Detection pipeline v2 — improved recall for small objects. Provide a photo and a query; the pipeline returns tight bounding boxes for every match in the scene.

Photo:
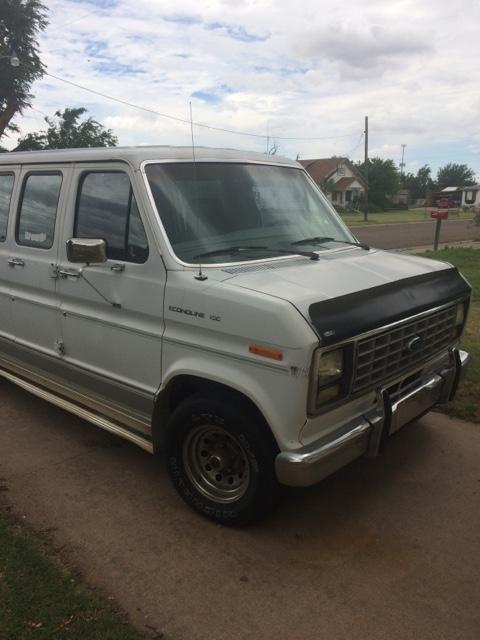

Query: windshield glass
[145,162,354,264]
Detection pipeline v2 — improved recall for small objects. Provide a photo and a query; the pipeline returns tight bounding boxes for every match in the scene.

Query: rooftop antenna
[190,101,207,282]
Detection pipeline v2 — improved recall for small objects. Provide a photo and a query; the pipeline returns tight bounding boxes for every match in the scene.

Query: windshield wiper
[291,236,370,250]
[193,245,319,261]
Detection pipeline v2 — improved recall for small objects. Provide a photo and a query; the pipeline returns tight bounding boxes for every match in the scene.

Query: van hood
[223,248,470,345]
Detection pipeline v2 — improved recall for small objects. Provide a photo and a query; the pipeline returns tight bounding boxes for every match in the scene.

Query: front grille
[352,304,457,393]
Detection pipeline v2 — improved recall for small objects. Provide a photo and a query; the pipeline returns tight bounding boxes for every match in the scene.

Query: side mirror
[67,238,107,264]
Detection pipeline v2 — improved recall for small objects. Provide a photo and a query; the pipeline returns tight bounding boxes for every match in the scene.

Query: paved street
[352,218,477,250]
[1,380,479,640]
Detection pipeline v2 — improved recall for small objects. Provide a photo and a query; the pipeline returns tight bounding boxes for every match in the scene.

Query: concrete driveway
[1,380,479,640]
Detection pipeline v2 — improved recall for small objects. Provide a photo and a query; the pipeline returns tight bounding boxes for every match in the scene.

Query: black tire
[165,393,283,526]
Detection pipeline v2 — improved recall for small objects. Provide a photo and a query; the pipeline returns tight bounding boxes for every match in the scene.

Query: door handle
[58,268,81,279]
[8,257,25,268]
[110,263,125,272]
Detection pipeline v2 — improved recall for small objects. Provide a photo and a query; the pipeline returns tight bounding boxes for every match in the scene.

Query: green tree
[320,177,337,197]
[0,0,48,139]
[436,163,476,190]
[403,164,434,200]
[356,157,400,208]
[14,107,118,150]
[416,164,434,194]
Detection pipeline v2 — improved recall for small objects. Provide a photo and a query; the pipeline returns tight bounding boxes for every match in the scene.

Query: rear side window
[0,173,15,242]
[74,172,149,263]
[17,173,62,249]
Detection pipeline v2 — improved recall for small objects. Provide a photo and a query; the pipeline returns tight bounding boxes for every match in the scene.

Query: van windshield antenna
[190,101,207,281]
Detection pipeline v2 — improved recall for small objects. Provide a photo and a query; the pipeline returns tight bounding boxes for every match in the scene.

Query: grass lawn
[0,507,144,640]
[341,208,475,227]
[416,247,480,423]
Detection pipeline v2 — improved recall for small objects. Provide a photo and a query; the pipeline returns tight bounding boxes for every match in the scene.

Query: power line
[29,105,49,118]
[345,132,364,158]
[49,8,101,32]
[43,71,359,142]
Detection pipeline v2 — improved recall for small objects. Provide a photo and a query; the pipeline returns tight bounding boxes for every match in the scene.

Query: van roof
[0,145,299,169]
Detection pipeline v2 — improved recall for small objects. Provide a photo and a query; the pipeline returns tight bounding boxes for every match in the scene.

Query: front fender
[160,339,311,451]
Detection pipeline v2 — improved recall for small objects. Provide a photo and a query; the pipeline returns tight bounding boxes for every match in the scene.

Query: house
[427,187,463,208]
[462,184,480,208]
[390,189,410,206]
[299,157,366,206]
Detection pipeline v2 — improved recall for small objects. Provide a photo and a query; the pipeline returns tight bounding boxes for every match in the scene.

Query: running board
[0,368,154,454]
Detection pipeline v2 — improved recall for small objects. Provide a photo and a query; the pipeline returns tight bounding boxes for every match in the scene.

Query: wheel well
[152,375,274,452]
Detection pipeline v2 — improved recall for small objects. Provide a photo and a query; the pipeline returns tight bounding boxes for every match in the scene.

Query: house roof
[334,177,358,190]
[299,157,366,187]
[298,157,343,179]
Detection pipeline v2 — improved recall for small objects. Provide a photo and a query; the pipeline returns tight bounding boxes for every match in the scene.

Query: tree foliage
[0,0,48,139]
[320,177,337,196]
[402,164,434,200]
[436,163,476,190]
[14,107,118,150]
[356,157,400,208]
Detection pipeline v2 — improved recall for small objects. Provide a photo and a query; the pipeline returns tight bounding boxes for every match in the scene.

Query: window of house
[465,191,475,204]
[345,190,352,202]
[0,173,15,242]
[337,165,345,176]
[16,173,62,249]
[332,191,339,202]
[75,172,149,263]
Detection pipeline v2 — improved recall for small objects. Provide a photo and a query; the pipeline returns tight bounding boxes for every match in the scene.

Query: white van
[0,146,471,525]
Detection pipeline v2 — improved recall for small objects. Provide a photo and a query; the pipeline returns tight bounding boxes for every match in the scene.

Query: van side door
[56,163,165,422]
[7,166,68,360]
[0,168,18,345]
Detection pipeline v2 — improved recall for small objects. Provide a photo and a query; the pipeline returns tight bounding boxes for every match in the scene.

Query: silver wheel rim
[183,424,251,503]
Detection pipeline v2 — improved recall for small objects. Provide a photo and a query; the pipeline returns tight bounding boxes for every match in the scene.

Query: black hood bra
[309,268,471,346]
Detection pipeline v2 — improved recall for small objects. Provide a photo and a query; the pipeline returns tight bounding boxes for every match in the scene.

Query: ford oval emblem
[406,336,424,353]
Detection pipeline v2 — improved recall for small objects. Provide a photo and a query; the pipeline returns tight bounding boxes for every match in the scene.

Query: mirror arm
[78,269,122,309]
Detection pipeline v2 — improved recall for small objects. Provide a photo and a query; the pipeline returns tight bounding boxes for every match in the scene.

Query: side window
[75,172,149,263]
[0,173,15,242]
[17,173,62,249]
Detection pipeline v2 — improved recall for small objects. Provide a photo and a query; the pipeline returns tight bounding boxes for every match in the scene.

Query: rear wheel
[165,394,282,526]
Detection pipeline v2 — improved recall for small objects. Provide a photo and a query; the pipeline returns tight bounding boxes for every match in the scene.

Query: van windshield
[145,162,354,264]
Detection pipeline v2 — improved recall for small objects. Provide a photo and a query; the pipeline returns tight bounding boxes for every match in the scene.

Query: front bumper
[276,348,470,487]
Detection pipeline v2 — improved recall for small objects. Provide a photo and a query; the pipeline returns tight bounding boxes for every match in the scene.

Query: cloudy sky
[7,0,480,178]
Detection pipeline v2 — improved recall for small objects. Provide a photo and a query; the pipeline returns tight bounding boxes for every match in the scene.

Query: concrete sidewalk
[353,218,478,250]
[1,380,479,640]
[394,240,480,254]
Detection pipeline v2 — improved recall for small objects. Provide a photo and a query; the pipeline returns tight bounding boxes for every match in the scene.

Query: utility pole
[400,143,407,179]
[364,115,369,222]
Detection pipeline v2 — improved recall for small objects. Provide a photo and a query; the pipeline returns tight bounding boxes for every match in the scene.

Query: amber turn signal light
[249,344,283,361]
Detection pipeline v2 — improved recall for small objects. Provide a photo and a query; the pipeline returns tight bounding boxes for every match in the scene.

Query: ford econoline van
[0,146,471,525]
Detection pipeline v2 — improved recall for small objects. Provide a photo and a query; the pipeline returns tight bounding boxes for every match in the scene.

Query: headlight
[455,302,466,327]
[316,349,343,386]
[451,301,468,340]
[309,347,345,412]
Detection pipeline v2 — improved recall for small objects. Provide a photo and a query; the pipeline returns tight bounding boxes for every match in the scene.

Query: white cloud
[5,0,479,177]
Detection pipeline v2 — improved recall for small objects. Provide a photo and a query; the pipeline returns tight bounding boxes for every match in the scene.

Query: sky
[6,0,480,179]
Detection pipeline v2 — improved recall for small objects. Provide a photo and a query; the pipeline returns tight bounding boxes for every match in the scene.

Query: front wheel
[165,394,283,526]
